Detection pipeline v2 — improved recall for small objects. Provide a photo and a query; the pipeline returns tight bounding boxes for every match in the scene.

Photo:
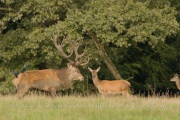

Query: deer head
[170,73,180,90]
[88,67,101,78]
[170,73,179,82]
[51,35,89,66]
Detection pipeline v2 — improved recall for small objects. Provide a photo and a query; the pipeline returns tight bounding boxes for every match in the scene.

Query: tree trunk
[87,31,122,79]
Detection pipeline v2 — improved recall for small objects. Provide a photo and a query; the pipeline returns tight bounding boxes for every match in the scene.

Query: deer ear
[96,67,101,72]
[175,73,179,78]
[88,67,92,72]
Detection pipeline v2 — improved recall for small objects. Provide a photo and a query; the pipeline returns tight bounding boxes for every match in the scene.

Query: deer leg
[100,94,106,99]
[122,91,130,97]
[16,83,30,99]
[49,87,56,98]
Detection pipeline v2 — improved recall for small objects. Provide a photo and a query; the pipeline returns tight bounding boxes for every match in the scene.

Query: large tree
[45,0,179,79]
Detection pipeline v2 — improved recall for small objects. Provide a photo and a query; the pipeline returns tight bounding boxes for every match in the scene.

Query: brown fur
[170,73,180,90]
[12,78,19,88]
[88,67,131,97]
[12,64,84,99]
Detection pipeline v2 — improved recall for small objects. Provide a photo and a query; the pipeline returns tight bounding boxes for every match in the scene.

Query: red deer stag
[170,73,180,90]
[12,35,88,99]
[88,67,132,97]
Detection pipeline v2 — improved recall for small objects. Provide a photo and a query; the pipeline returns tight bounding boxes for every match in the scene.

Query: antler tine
[80,57,90,66]
[75,45,89,66]
[73,40,87,62]
[51,35,74,64]
[76,45,87,63]
[70,40,80,62]
[80,44,87,57]
[68,38,88,66]
[52,35,88,66]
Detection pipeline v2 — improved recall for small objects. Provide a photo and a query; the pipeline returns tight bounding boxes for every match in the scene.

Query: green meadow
[0,95,179,120]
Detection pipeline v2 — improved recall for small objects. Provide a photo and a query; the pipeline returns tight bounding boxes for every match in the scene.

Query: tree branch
[87,30,122,79]
[0,7,14,11]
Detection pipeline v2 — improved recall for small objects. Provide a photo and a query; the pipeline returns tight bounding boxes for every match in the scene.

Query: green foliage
[77,0,178,47]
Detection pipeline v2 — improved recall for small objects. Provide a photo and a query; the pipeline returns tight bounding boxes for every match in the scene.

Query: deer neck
[92,74,101,87]
[175,78,180,90]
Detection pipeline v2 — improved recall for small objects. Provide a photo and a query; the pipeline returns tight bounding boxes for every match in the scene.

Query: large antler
[70,39,89,66]
[52,35,89,66]
[51,35,74,64]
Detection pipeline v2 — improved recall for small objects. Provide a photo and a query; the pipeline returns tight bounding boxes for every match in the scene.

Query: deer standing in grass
[12,35,88,99]
[170,73,180,90]
[88,67,131,97]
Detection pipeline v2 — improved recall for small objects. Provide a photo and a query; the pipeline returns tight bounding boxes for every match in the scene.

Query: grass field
[0,95,179,120]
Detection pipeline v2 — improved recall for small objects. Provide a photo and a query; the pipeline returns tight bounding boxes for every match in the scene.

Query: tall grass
[0,95,179,120]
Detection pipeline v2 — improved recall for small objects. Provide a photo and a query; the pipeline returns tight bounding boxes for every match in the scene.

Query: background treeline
[0,0,179,96]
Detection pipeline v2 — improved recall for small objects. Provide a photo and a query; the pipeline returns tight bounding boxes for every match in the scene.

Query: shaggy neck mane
[56,67,72,89]
[57,67,70,80]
